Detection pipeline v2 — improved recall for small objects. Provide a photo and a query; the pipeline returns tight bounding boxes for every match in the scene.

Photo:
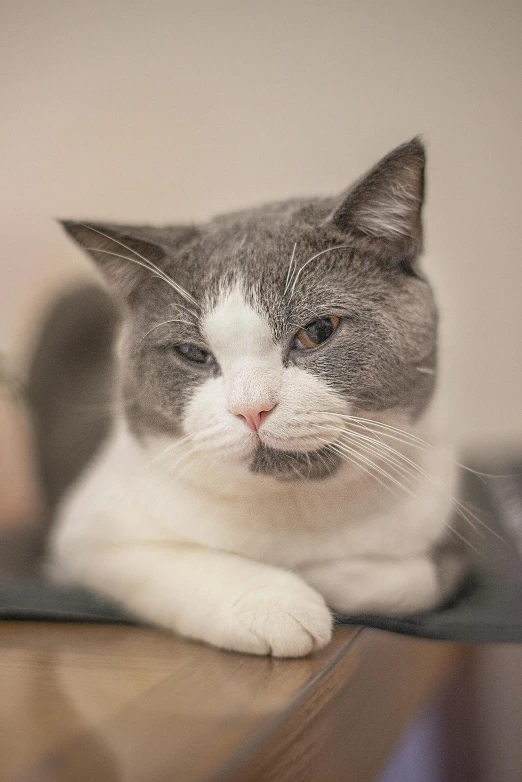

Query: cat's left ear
[59,220,169,300]
[58,221,197,302]
[328,138,425,257]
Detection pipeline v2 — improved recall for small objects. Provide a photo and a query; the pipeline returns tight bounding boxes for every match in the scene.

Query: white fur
[357,177,420,239]
[47,286,456,657]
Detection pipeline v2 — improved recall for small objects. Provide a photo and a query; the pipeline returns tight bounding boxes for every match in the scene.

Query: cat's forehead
[135,197,389,336]
[203,285,278,363]
[197,199,325,272]
[166,201,369,325]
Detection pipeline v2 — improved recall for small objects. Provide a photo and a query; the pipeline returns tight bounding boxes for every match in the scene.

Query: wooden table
[0,622,468,782]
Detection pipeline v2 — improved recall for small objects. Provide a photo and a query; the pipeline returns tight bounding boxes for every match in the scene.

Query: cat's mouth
[257,430,328,454]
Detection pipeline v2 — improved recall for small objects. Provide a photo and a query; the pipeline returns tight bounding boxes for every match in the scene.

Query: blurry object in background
[0,284,117,577]
[0,374,39,529]
[0,364,42,574]
[0,354,25,400]
[2,1,521,449]
[28,284,118,514]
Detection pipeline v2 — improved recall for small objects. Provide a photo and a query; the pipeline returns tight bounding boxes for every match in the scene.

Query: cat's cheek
[279,365,347,415]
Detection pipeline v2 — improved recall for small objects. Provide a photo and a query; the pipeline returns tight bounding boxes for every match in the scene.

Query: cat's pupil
[293,316,340,350]
[306,319,334,344]
[177,344,212,364]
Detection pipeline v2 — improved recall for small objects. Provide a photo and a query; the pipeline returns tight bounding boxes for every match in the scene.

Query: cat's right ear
[58,220,169,300]
[327,138,426,257]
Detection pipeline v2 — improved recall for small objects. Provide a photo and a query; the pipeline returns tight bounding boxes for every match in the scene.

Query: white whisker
[168,301,200,321]
[150,424,225,469]
[324,412,431,449]
[343,428,503,541]
[323,412,505,481]
[283,242,297,295]
[150,433,199,467]
[140,319,198,342]
[315,420,503,544]
[332,437,416,496]
[326,436,480,554]
[80,223,199,308]
[325,440,410,502]
[288,245,351,300]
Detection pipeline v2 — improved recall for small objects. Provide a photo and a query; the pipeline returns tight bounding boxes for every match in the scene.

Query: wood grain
[231,630,467,782]
[0,622,465,782]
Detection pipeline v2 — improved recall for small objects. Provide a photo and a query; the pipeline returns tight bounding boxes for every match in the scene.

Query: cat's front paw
[224,579,332,657]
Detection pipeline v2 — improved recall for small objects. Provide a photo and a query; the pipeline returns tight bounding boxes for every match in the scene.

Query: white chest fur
[51,418,454,572]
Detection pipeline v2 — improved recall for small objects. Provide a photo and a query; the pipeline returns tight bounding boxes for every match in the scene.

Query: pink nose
[231,402,276,432]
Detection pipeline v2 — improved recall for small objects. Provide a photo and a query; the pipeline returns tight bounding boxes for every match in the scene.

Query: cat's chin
[250,443,341,482]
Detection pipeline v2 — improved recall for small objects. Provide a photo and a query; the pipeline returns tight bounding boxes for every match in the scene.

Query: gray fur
[251,444,341,481]
[61,139,436,480]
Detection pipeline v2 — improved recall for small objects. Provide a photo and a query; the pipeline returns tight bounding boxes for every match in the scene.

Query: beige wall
[1,0,521,448]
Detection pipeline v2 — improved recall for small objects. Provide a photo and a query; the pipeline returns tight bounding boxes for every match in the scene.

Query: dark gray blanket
[1,464,522,643]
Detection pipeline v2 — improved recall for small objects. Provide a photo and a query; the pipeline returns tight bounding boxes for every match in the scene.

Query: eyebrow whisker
[283,242,298,295]
[288,245,351,300]
[79,222,200,308]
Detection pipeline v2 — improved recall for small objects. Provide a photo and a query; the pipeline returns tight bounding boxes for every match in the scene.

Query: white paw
[221,579,332,658]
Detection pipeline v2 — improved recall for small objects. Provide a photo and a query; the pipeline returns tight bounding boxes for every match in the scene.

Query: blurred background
[1,2,521,780]
[2,0,521,447]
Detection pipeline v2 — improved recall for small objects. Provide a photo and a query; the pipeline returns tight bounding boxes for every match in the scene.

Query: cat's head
[61,139,437,485]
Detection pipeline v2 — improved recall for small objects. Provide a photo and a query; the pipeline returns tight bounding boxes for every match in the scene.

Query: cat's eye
[292,316,341,350]
[175,343,214,365]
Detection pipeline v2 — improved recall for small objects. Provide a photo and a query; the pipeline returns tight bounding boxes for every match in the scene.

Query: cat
[45,139,466,657]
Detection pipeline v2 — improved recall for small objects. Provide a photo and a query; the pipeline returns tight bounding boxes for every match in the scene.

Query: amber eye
[175,343,214,365]
[292,316,341,350]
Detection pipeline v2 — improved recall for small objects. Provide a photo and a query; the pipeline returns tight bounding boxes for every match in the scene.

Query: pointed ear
[329,138,426,255]
[59,220,170,299]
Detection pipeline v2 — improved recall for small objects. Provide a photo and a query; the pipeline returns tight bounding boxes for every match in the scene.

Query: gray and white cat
[47,139,465,656]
